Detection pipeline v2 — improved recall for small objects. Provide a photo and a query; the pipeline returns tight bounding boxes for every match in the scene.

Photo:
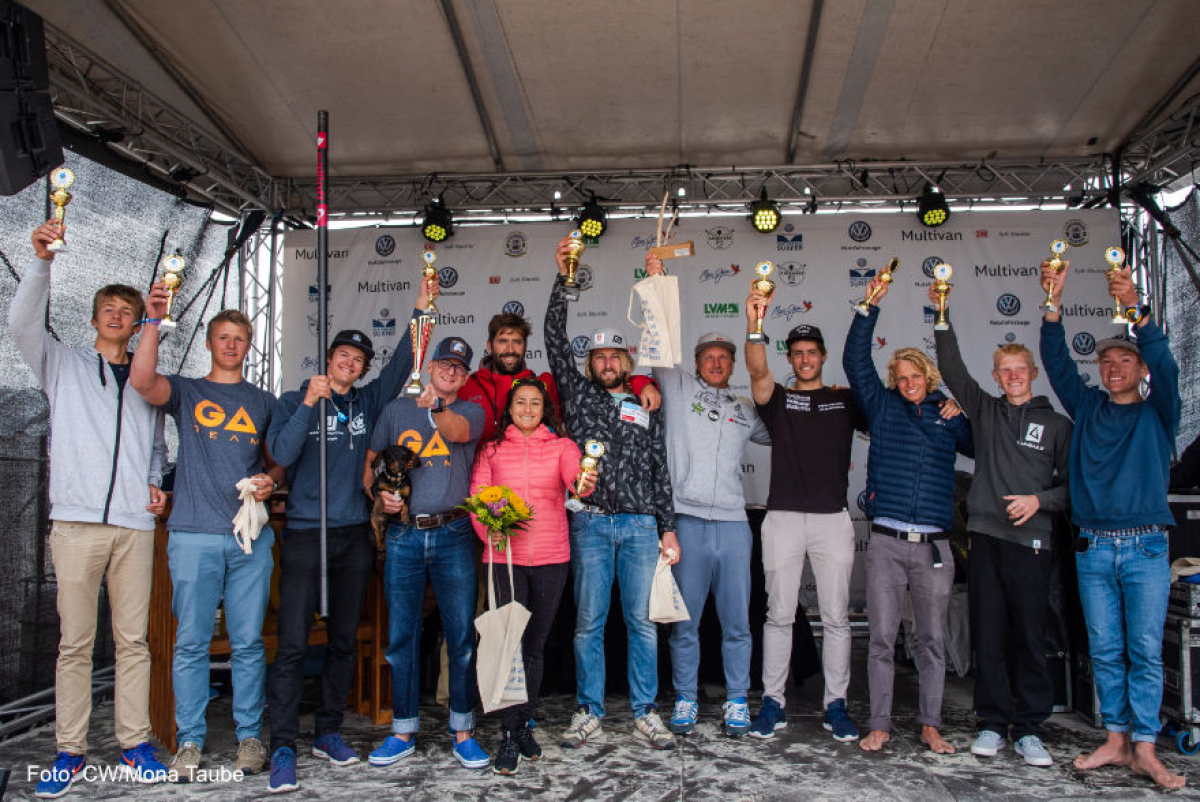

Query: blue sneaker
[669,697,699,734]
[120,742,168,784]
[748,696,787,739]
[453,737,490,769]
[313,733,360,766]
[35,753,86,799]
[822,698,859,742]
[268,747,298,794]
[723,697,752,736]
[368,735,415,766]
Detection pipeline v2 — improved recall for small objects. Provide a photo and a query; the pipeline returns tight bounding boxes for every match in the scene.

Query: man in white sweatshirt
[10,220,169,799]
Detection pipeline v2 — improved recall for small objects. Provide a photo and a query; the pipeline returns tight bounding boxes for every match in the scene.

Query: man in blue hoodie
[1039,259,1184,790]
[263,277,436,792]
[843,274,972,755]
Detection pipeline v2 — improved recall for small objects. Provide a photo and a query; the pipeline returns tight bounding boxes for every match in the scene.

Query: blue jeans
[384,516,477,734]
[1076,529,1170,743]
[570,512,660,718]
[669,515,751,701]
[167,528,274,748]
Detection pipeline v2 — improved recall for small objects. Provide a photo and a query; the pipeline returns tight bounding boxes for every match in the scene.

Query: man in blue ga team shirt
[131,286,283,784]
[1039,258,1184,791]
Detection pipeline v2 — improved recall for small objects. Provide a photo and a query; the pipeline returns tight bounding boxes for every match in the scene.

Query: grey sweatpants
[865,532,954,732]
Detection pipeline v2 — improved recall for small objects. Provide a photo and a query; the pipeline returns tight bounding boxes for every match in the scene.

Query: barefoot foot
[921,725,955,754]
[1131,742,1186,790]
[860,730,890,752]
[1073,732,1132,770]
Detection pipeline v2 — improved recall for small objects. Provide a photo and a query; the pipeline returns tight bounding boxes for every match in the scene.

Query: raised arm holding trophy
[853,257,899,316]
[1104,246,1130,325]
[932,263,953,331]
[403,247,440,397]
[46,167,75,252]
[1040,240,1069,312]
[746,261,776,343]
[158,251,186,331]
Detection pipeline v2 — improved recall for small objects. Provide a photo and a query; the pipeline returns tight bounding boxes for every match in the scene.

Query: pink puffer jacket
[470,424,584,566]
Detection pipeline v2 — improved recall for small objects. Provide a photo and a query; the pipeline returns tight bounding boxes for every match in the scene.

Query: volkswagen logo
[848,221,872,242]
[379,308,390,318]
[1004,333,1016,343]
[375,235,396,257]
[922,256,943,279]
[856,490,869,511]
[571,335,590,358]
[502,300,524,317]
[438,266,459,288]
[1072,332,1096,356]
[996,294,1021,317]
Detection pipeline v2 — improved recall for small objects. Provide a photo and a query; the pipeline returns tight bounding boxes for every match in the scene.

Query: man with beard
[461,312,660,443]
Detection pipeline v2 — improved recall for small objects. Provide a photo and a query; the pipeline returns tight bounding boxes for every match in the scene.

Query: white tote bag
[474,545,531,713]
[628,274,683,368]
[648,548,690,624]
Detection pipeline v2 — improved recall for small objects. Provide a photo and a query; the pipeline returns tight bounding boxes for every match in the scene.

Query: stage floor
[4,654,1198,800]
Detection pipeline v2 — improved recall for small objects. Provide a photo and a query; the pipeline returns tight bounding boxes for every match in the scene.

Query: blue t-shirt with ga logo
[162,376,276,534]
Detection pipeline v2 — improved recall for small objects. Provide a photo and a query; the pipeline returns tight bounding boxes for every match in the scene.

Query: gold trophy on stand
[562,229,586,301]
[1040,240,1069,312]
[566,439,606,512]
[158,251,186,331]
[402,248,439,396]
[747,261,776,343]
[853,257,899,315]
[46,167,75,252]
[933,263,953,330]
[1104,246,1127,326]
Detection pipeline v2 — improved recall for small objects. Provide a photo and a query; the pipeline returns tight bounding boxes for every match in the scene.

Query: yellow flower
[511,496,530,518]
[477,486,504,504]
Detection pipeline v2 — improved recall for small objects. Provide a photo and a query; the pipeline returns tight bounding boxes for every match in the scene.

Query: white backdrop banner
[282,209,1120,606]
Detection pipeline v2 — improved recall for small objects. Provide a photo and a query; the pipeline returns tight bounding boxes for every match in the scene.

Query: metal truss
[1122,91,1200,190]
[238,223,284,395]
[42,23,278,217]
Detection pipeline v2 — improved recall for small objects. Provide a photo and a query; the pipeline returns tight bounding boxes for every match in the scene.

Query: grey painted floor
[4,655,1199,801]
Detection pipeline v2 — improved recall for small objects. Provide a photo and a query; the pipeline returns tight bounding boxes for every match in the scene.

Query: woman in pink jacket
[470,377,596,776]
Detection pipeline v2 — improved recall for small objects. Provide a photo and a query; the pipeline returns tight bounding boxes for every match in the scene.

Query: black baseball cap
[431,336,474,369]
[330,329,374,359]
[1096,333,1141,358]
[785,324,825,351]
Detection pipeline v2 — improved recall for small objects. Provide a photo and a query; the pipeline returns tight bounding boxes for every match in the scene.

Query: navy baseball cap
[785,324,825,350]
[1096,333,1141,358]
[329,329,374,359]
[431,336,473,369]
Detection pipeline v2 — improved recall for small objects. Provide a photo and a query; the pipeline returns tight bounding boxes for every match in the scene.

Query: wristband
[137,318,162,326]
[1123,305,1148,324]
[431,397,447,413]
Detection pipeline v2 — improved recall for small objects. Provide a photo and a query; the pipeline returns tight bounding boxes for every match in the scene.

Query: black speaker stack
[0,0,62,196]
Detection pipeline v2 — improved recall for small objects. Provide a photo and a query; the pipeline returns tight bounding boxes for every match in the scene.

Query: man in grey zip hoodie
[643,255,770,737]
[931,285,1071,768]
[10,221,169,796]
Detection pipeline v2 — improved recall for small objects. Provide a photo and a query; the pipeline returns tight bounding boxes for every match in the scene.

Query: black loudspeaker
[0,88,61,194]
[0,0,50,91]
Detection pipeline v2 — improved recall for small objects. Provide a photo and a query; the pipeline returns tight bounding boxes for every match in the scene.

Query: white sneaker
[560,708,601,748]
[634,711,675,750]
[970,730,1005,757]
[1015,735,1053,767]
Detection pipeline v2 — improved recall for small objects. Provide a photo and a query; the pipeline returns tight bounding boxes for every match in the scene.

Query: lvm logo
[703,302,740,319]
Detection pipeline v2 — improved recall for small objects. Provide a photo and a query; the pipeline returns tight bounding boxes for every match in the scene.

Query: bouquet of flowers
[460,485,533,552]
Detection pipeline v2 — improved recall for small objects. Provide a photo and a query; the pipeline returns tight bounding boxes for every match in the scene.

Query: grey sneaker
[560,708,602,749]
[1015,735,1053,767]
[970,729,1005,757]
[634,711,675,750]
[235,737,268,775]
[170,741,202,783]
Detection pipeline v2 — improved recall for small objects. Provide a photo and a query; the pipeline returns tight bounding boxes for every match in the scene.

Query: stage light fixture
[577,198,607,239]
[421,199,453,242]
[750,188,780,233]
[917,183,950,227]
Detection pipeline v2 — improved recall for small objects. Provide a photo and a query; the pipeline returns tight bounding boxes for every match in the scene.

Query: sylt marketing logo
[769,301,813,322]
[1072,332,1096,356]
[699,265,739,284]
[776,233,804,251]
[503,300,525,317]
[373,308,396,337]
[505,231,528,257]
[438,266,459,288]
[375,235,396,257]
[629,234,657,251]
[778,262,806,286]
[705,226,735,249]
[996,294,1022,317]
[571,335,590,359]
[847,220,872,243]
[703,301,740,319]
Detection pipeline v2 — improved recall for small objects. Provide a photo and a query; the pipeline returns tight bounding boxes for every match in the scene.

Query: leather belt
[577,504,614,516]
[413,508,469,530]
[871,523,945,544]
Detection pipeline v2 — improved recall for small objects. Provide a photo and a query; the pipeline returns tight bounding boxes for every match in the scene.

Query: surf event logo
[705,227,735,250]
[373,309,395,337]
[778,262,806,285]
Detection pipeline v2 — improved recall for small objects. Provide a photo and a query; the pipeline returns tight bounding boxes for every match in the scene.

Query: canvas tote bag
[474,544,532,713]
[649,547,690,623]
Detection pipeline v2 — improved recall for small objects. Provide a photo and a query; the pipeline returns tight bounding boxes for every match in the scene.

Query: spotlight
[421,199,453,242]
[750,187,780,233]
[577,197,606,239]
[917,183,950,227]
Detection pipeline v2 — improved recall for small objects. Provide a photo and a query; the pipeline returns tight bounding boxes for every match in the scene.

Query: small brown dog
[370,444,418,549]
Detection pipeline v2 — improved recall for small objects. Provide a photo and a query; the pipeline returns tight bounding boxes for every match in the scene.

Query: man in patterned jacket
[545,236,679,752]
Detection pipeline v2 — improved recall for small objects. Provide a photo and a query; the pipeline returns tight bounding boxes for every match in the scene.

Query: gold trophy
[158,251,186,331]
[563,229,586,301]
[566,439,606,511]
[403,249,440,397]
[933,263,953,330]
[1041,240,1069,312]
[1104,246,1127,326]
[853,257,899,315]
[747,261,776,343]
[47,167,75,252]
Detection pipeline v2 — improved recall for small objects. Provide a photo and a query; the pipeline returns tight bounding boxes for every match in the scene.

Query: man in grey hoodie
[645,253,770,738]
[11,221,169,798]
[930,284,1072,767]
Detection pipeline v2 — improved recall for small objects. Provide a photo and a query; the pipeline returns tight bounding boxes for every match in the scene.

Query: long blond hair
[886,347,942,393]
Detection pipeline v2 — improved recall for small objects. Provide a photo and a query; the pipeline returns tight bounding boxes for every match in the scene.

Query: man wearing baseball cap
[1039,257,1184,790]
[364,332,489,771]
[546,236,679,751]
[264,278,438,791]
[642,255,770,737]
[742,284,869,744]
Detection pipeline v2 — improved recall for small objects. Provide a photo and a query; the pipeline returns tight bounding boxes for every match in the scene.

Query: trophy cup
[1104,246,1127,326]
[566,439,606,512]
[747,261,776,343]
[853,257,899,315]
[1040,239,1069,312]
[403,249,440,397]
[933,263,953,331]
[47,167,75,252]
[563,229,586,301]
[158,251,186,331]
